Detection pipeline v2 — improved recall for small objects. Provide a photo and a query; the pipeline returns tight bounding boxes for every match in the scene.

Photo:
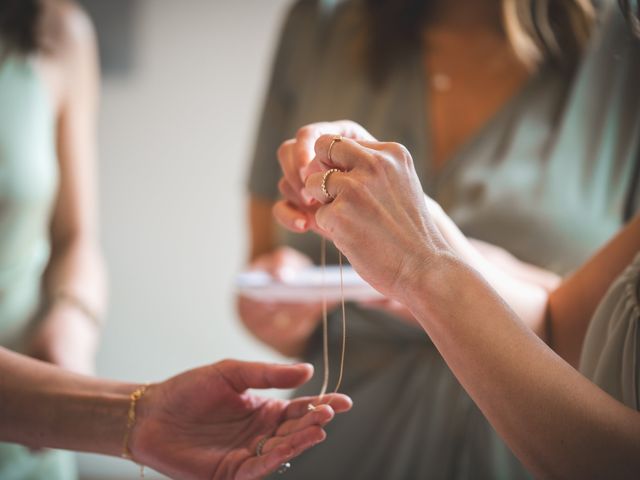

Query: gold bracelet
[122,384,149,477]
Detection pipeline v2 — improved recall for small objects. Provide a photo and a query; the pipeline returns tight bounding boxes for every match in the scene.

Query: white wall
[79,1,291,478]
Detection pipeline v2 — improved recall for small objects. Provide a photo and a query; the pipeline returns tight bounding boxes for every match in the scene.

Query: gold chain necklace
[315,237,347,402]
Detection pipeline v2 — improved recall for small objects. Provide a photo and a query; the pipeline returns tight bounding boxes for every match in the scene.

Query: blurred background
[76,1,291,478]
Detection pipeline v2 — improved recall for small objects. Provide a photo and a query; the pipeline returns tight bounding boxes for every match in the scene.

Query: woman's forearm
[0,347,133,456]
[403,256,640,479]
[425,196,550,337]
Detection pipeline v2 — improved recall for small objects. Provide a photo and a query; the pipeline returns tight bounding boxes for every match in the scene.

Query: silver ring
[255,436,268,457]
[327,135,342,164]
[321,168,341,201]
[277,462,291,474]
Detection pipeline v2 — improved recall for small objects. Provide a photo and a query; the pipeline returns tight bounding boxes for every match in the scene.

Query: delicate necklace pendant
[432,73,452,92]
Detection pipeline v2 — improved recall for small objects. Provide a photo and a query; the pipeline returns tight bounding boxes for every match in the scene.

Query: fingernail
[294,218,307,230]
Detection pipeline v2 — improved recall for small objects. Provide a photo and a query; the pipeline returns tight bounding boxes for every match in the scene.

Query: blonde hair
[503,0,595,70]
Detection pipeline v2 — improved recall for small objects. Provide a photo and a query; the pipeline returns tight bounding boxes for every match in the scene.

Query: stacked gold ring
[327,135,342,163]
[321,168,341,200]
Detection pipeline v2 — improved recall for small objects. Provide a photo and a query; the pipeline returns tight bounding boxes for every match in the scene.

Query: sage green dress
[0,54,77,479]
[580,253,640,413]
[248,1,640,478]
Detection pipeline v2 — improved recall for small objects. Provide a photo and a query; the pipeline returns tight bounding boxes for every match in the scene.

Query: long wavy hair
[0,0,42,55]
[363,0,595,84]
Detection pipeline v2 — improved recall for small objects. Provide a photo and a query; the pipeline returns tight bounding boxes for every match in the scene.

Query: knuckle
[387,142,413,165]
[357,151,377,171]
[338,176,363,201]
[315,208,332,233]
[277,140,293,163]
[368,151,391,173]
[330,200,350,227]
[295,125,313,140]
[278,178,287,195]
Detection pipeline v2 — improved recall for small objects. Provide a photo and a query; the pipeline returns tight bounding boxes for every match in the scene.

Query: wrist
[396,251,470,320]
[126,383,159,467]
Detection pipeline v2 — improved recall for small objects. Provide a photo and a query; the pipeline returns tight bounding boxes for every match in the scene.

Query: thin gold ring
[255,436,268,457]
[321,168,341,201]
[327,135,342,164]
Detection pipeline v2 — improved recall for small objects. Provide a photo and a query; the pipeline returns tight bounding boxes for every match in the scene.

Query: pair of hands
[131,359,351,480]
[273,121,449,305]
[238,244,418,358]
[239,121,429,355]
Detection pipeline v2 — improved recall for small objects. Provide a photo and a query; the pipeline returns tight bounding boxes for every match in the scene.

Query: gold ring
[327,135,342,164]
[256,436,268,457]
[321,168,341,201]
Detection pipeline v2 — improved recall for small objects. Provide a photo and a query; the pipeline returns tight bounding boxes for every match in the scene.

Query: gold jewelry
[52,290,102,328]
[327,135,342,164]
[256,435,291,474]
[122,384,149,477]
[310,237,347,409]
[321,168,341,201]
[255,436,268,456]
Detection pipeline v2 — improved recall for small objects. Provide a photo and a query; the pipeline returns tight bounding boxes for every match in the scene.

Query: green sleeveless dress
[0,53,77,480]
[249,1,639,478]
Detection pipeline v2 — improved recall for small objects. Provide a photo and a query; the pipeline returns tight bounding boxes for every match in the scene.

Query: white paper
[236,266,382,303]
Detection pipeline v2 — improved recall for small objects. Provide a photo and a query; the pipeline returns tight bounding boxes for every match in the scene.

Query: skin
[275,122,558,333]
[276,122,640,479]
[423,0,530,169]
[0,347,352,480]
[242,0,535,357]
[237,246,337,358]
[24,0,107,375]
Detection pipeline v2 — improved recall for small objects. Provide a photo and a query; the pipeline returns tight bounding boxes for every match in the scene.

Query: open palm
[131,360,351,480]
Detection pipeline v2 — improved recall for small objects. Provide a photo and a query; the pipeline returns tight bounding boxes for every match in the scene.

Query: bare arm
[0,345,136,456]
[548,215,640,367]
[404,255,640,480]
[0,346,352,479]
[424,196,551,338]
[293,134,640,480]
[29,2,107,374]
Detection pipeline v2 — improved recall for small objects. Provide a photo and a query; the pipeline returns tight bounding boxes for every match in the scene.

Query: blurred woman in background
[241,0,639,478]
[0,0,106,477]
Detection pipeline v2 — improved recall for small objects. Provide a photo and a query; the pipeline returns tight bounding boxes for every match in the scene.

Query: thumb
[217,360,314,392]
